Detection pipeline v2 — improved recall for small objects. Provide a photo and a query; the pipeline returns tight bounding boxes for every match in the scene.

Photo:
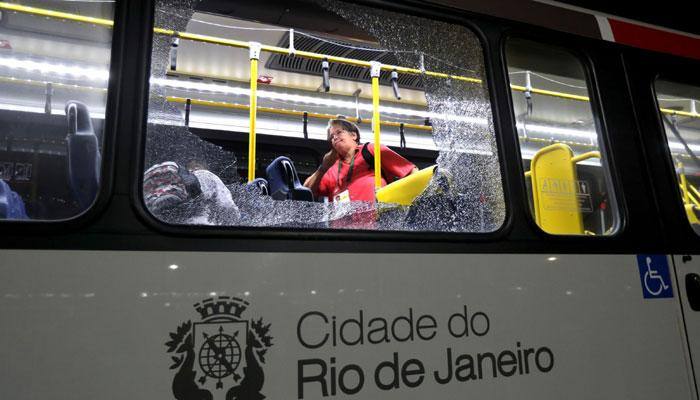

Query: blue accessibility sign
[636,254,673,299]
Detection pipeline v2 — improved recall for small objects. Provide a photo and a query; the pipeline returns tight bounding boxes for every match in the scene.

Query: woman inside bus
[304,118,418,202]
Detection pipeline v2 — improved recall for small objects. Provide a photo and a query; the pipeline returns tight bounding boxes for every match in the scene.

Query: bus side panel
[674,254,700,398]
[0,251,695,400]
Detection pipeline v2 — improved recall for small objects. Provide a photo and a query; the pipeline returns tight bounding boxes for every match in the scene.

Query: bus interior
[0,0,698,236]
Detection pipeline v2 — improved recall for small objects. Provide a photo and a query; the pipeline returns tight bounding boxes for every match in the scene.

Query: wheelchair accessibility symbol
[636,255,673,299]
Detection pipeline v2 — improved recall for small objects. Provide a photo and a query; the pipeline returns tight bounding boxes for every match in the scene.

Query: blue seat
[246,177,269,196]
[0,179,28,219]
[265,156,313,201]
[65,101,100,210]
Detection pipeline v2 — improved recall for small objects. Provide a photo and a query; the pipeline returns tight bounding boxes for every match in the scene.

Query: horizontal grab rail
[166,96,433,131]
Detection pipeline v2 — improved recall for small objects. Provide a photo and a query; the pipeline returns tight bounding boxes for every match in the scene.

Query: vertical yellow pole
[370,61,382,190]
[248,42,261,182]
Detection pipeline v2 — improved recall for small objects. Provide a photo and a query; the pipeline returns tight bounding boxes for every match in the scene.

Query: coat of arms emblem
[165,296,273,400]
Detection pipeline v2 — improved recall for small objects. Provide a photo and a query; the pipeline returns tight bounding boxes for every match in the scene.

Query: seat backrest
[65,101,101,210]
[376,165,436,206]
[0,179,8,218]
[265,156,313,201]
[246,177,269,196]
[528,143,584,235]
[0,179,28,219]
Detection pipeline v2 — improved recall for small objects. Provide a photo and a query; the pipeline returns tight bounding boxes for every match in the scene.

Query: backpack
[359,142,396,183]
[143,162,201,211]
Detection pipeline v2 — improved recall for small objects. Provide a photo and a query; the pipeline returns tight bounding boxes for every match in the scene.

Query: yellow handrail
[0,2,113,27]
[571,151,601,164]
[679,162,690,204]
[687,191,700,208]
[510,84,589,102]
[690,185,700,207]
[678,163,700,208]
[660,108,700,119]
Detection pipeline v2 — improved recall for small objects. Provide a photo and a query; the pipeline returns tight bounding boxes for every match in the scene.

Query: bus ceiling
[194,0,377,43]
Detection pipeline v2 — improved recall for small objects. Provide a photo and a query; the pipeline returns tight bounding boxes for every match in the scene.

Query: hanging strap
[185,98,191,127]
[360,142,392,183]
[336,151,356,190]
[302,111,308,139]
[663,114,700,168]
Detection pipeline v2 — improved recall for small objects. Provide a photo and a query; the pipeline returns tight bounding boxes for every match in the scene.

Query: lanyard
[336,150,356,190]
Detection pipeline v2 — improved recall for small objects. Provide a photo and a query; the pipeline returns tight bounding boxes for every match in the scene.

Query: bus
[1,0,699,399]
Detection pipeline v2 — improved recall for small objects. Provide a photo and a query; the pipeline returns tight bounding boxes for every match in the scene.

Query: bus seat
[0,179,29,219]
[265,156,313,201]
[65,101,100,210]
[246,177,269,196]
[376,165,436,206]
[527,143,584,235]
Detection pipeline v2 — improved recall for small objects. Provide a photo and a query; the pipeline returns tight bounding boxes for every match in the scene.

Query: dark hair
[326,118,361,144]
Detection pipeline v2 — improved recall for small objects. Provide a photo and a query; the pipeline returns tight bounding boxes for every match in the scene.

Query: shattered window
[0,1,113,220]
[506,38,619,236]
[143,0,505,232]
[655,80,700,235]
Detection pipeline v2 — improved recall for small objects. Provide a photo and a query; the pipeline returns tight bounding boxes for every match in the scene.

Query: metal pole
[370,61,382,190]
[248,42,261,182]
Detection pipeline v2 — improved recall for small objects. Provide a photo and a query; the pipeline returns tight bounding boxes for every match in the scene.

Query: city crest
[165,296,273,400]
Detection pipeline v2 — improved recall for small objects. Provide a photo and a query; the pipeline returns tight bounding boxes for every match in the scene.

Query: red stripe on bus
[609,19,700,60]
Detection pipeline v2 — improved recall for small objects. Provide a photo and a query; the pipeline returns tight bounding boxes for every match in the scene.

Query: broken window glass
[143,0,505,232]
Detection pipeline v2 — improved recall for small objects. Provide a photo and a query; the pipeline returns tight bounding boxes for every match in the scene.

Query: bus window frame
[130,0,514,242]
[498,29,628,240]
[627,49,700,248]
[0,0,128,232]
[0,0,678,254]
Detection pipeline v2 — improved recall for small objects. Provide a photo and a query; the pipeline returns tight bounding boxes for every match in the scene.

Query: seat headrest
[65,101,95,137]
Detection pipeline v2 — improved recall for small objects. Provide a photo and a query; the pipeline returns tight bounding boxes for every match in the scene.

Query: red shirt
[317,144,416,202]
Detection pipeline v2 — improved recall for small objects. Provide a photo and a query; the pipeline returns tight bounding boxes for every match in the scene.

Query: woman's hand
[320,149,339,171]
[304,149,338,194]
